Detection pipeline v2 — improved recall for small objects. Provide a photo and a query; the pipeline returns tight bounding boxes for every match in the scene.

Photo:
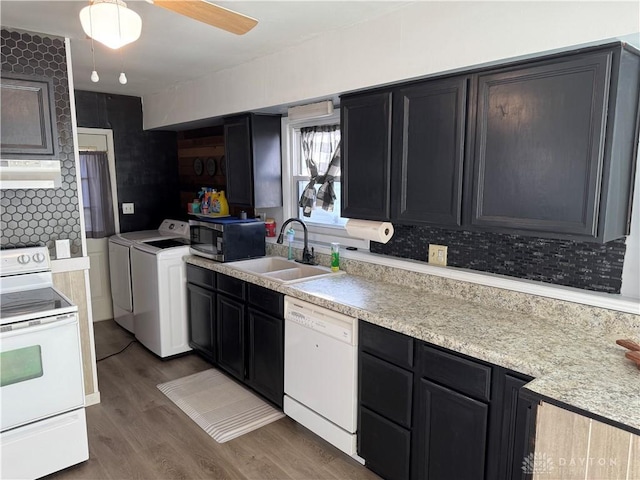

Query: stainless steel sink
[228,256,344,284]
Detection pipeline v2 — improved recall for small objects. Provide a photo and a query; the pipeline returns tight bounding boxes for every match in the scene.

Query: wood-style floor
[46,320,378,480]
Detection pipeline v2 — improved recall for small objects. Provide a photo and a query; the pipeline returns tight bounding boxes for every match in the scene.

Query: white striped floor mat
[157,368,284,443]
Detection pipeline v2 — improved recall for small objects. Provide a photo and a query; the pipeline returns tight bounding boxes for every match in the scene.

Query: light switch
[122,203,135,214]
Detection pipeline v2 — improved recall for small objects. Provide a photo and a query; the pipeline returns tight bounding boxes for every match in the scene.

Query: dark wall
[0,29,83,256]
[74,90,181,232]
[371,225,626,293]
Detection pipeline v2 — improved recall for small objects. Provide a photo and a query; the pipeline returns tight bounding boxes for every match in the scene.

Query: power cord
[97,340,137,362]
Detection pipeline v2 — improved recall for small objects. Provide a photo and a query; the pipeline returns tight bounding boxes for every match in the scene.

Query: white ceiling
[1,0,410,98]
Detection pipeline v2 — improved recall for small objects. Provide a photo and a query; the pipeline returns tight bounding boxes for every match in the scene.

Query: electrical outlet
[428,244,448,266]
[122,203,135,215]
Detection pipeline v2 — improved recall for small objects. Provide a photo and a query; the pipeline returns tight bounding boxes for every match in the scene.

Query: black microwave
[189,219,266,262]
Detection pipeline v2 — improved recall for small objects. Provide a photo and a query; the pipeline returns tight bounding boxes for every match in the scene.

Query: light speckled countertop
[186,255,640,434]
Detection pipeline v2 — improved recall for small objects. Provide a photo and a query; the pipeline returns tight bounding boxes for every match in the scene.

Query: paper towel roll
[345,219,394,244]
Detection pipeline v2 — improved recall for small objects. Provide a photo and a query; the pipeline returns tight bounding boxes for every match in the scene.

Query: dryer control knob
[18,254,31,264]
[33,253,46,263]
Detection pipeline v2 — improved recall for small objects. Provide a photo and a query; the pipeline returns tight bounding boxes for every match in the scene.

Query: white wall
[142,1,639,129]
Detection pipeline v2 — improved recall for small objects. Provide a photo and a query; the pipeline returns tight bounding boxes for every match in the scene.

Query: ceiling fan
[80,0,257,51]
[148,0,258,36]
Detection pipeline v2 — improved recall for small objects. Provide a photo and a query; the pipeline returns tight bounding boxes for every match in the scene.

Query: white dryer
[130,238,192,358]
[108,219,189,333]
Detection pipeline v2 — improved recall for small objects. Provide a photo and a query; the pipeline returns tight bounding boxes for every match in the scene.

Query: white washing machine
[108,219,189,333]
[131,238,192,358]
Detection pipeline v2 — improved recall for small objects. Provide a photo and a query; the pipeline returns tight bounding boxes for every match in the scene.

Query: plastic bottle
[286,228,295,260]
[217,190,229,216]
[331,242,340,271]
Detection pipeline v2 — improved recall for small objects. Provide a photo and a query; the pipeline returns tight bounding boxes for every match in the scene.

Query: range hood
[0,159,62,189]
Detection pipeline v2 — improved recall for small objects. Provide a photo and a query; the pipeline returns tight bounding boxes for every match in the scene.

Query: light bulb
[90,70,99,82]
[119,72,127,85]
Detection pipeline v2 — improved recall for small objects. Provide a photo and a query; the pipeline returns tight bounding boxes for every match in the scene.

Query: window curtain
[80,151,115,238]
[299,125,341,217]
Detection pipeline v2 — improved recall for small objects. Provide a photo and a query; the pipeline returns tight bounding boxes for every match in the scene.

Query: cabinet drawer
[217,273,245,300]
[248,284,283,317]
[360,321,413,369]
[359,407,411,480]
[360,352,412,428]
[187,264,215,290]
[418,343,491,402]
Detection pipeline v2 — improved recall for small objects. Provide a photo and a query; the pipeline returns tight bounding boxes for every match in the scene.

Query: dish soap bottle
[286,228,295,260]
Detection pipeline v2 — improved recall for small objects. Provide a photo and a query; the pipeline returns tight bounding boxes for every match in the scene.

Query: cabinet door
[217,294,245,381]
[414,378,489,480]
[359,406,411,480]
[246,308,283,407]
[497,376,536,480]
[392,77,467,226]
[470,51,612,237]
[341,91,392,221]
[224,115,254,206]
[186,283,216,362]
[360,352,412,428]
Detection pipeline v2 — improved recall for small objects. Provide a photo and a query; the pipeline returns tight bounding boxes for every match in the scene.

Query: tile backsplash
[1,29,82,256]
[370,224,626,293]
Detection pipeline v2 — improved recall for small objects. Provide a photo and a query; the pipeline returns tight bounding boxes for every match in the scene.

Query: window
[283,112,368,249]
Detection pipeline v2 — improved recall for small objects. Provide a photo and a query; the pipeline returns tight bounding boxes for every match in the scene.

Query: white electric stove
[0,246,89,479]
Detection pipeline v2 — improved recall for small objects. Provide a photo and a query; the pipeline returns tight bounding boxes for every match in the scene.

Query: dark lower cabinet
[246,307,283,407]
[360,407,411,480]
[186,265,284,408]
[186,283,216,362]
[358,321,536,480]
[414,379,488,480]
[217,294,245,381]
[498,375,537,480]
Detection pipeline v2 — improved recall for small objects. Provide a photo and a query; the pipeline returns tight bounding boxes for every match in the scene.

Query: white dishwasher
[284,297,360,459]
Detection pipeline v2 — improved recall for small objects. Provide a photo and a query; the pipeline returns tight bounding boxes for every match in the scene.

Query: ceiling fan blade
[153,1,258,35]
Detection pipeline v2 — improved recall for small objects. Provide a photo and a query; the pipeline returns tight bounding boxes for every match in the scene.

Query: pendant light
[79,0,142,50]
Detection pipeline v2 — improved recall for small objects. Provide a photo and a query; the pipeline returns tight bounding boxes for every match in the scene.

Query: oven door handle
[0,314,77,338]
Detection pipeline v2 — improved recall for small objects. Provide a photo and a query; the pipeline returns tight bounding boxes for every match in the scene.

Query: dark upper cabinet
[342,76,469,226]
[341,91,393,220]
[469,46,640,242]
[1,73,59,159]
[224,113,282,208]
[392,76,468,226]
[341,43,639,242]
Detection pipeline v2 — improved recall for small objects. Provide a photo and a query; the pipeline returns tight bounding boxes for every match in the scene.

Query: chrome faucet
[277,218,316,265]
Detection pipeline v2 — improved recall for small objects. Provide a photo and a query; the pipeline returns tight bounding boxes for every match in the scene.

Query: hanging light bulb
[119,72,128,85]
[89,22,99,83]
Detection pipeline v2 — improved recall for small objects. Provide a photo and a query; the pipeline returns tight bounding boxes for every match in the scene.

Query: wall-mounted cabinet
[1,73,59,159]
[341,42,640,243]
[223,113,282,209]
[469,47,640,242]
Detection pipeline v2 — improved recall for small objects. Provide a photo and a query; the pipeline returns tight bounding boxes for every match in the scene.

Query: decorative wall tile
[1,28,82,257]
[370,225,626,293]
